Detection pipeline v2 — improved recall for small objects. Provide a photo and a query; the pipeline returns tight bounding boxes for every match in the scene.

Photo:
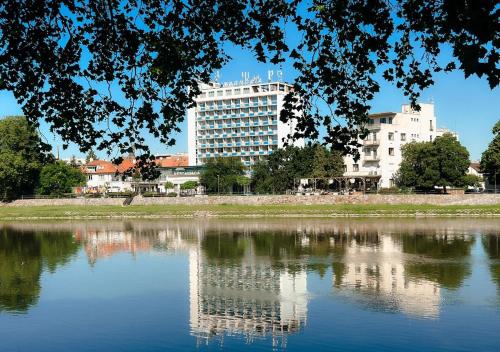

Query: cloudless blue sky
[0,43,498,161]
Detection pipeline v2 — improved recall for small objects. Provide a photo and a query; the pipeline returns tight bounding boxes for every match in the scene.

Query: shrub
[142,191,163,197]
[377,187,402,194]
[167,192,177,197]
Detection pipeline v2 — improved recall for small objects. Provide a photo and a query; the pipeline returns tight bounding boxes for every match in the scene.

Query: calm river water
[0,218,499,351]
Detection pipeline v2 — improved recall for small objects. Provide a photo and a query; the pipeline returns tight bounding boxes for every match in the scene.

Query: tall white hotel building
[187,78,304,167]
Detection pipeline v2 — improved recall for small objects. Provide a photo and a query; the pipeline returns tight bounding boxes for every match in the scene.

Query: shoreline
[0,203,499,221]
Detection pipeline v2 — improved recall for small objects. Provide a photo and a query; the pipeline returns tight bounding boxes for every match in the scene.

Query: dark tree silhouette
[0,1,497,175]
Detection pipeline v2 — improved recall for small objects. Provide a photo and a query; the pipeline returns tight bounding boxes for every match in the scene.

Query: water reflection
[0,219,499,346]
[482,235,500,294]
[0,227,79,314]
[331,233,474,318]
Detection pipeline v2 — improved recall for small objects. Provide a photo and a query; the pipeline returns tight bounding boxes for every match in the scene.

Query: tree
[180,181,198,190]
[85,150,97,163]
[0,2,497,170]
[250,144,344,193]
[461,174,483,189]
[311,145,345,188]
[395,133,470,192]
[37,161,86,196]
[200,157,245,193]
[480,120,500,187]
[164,181,175,190]
[0,116,52,200]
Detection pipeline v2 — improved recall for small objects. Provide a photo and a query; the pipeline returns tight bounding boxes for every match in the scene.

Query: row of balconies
[199,101,277,111]
[198,130,277,140]
[199,150,274,158]
[199,140,279,149]
[197,120,278,131]
[197,110,277,120]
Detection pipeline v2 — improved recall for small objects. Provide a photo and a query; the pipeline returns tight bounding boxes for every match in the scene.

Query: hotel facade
[187,80,304,167]
[344,103,456,188]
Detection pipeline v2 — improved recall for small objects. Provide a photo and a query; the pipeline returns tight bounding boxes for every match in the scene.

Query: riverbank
[0,203,499,220]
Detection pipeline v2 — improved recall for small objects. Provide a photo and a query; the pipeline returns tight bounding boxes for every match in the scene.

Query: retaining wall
[131,194,500,206]
[2,194,499,207]
[2,198,127,207]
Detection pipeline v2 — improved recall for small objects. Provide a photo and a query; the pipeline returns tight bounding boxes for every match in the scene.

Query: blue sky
[0,44,498,161]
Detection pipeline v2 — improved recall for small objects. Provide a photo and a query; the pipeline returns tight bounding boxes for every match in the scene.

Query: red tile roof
[81,154,188,175]
[81,160,119,174]
[154,155,189,167]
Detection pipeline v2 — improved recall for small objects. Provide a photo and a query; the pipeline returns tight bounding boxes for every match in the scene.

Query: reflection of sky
[454,238,499,306]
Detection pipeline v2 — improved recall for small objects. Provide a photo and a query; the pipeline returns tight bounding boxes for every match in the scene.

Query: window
[389,148,394,156]
[208,91,214,97]
[388,117,393,124]
[225,89,232,96]
[401,133,406,141]
[368,118,374,125]
[343,165,347,172]
[353,164,359,172]
[388,132,394,141]
[372,132,377,141]
[380,118,387,124]
[429,120,434,131]
[217,90,223,96]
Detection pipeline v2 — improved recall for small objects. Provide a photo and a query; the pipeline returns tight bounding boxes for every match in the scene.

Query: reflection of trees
[0,228,79,313]
[201,232,248,261]
[482,235,500,291]
[399,234,475,289]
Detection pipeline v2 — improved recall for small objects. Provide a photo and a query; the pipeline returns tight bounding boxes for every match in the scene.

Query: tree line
[200,144,345,194]
[200,121,500,194]
[0,116,85,201]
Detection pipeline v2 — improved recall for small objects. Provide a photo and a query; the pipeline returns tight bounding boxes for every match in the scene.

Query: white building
[187,80,304,167]
[344,103,456,188]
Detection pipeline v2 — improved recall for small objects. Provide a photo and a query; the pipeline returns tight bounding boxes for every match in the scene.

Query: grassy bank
[0,203,499,220]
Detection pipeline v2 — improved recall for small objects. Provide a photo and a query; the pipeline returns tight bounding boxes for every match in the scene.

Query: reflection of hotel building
[188,244,308,346]
[333,235,440,318]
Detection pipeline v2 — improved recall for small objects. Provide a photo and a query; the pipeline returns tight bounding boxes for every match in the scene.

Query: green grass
[0,203,499,220]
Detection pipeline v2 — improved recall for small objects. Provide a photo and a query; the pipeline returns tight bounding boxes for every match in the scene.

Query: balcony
[363,139,380,146]
[363,155,380,162]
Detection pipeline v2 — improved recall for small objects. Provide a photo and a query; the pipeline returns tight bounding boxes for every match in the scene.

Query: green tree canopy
[395,133,470,191]
[480,120,500,185]
[200,157,245,193]
[251,144,345,194]
[180,180,198,190]
[0,116,53,200]
[0,1,497,169]
[37,161,86,196]
[164,181,175,189]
